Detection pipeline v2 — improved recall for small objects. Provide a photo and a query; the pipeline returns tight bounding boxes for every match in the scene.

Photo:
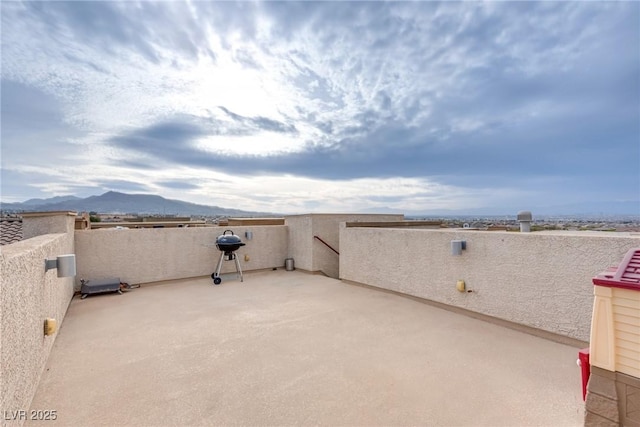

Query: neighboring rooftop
[28,271,584,426]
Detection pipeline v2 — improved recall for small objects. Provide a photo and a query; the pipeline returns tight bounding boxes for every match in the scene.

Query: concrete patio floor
[28,270,584,426]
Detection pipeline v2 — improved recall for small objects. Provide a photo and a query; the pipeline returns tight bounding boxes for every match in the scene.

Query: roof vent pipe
[517,211,532,233]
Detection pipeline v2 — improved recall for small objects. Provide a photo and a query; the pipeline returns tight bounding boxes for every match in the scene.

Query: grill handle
[223,230,235,235]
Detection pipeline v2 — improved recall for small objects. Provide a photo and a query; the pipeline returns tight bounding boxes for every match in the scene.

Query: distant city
[1,191,639,232]
[407,215,640,233]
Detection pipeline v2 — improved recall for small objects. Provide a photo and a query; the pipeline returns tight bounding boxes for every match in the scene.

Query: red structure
[578,348,590,401]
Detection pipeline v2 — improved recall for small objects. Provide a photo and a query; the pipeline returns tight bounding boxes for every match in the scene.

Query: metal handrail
[313,235,339,255]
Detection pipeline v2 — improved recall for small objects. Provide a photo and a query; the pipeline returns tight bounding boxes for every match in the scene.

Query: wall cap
[21,211,77,218]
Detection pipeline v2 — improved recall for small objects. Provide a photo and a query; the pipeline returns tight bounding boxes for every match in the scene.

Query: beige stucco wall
[21,211,76,240]
[340,227,640,341]
[75,226,287,286]
[1,232,75,422]
[284,215,314,271]
[285,214,403,277]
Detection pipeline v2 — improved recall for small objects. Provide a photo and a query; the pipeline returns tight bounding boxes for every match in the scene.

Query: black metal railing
[313,235,339,255]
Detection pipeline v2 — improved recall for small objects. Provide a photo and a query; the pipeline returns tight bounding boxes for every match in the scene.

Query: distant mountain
[0,191,274,217]
[2,191,638,218]
[22,195,82,206]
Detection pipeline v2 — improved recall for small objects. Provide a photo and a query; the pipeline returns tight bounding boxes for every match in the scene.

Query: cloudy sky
[1,1,639,214]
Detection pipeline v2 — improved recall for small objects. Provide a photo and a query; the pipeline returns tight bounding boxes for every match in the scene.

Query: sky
[1,1,639,215]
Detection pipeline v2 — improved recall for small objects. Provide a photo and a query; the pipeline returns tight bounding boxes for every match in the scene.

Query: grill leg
[214,251,225,278]
[234,253,243,282]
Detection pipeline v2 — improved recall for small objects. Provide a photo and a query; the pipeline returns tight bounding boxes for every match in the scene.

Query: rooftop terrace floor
[29,270,584,426]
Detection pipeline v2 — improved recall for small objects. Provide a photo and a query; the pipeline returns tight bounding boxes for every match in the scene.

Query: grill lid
[215,230,245,252]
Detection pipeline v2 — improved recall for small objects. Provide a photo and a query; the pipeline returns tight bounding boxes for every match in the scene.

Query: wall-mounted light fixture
[45,254,77,278]
[451,240,467,256]
[245,231,253,240]
[44,318,57,336]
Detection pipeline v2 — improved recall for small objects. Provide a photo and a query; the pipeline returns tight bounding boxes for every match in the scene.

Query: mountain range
[0,191,273,217]
[1,191,638,218]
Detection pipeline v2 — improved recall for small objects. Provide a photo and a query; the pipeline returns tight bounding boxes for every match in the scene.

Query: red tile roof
[0,217,23,245]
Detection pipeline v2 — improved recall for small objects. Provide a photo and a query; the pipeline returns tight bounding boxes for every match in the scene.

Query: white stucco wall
[75,226,287,286]
[1,233,75,421]
[340,227,640,341]
[285,214,403,277]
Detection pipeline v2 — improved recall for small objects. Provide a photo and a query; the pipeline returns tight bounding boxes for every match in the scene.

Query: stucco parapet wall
[1,231,75,422]
[339,227,640,251]
[339,226,640,341]
[285,213,405,219]
[22,211,77,241]
[535,230,640,237]
[345,220,442,228]
[0,232,68,255]
[339,227,640,242]
[284,214,404,277]
[21,211,77,218]
[227,218,285,226]
[90,221,208,229]
[74,225,288,287]
[365,228,640,238]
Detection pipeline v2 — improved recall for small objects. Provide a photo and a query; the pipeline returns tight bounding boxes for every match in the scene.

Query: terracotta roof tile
[0,217,23,245]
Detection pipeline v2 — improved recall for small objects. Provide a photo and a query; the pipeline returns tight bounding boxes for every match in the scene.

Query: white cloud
[1,1,638,213]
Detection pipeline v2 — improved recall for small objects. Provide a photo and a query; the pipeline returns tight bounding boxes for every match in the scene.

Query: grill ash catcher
[211,230,245,285]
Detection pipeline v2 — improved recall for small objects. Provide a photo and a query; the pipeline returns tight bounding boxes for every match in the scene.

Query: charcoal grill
[211,230,245,285]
